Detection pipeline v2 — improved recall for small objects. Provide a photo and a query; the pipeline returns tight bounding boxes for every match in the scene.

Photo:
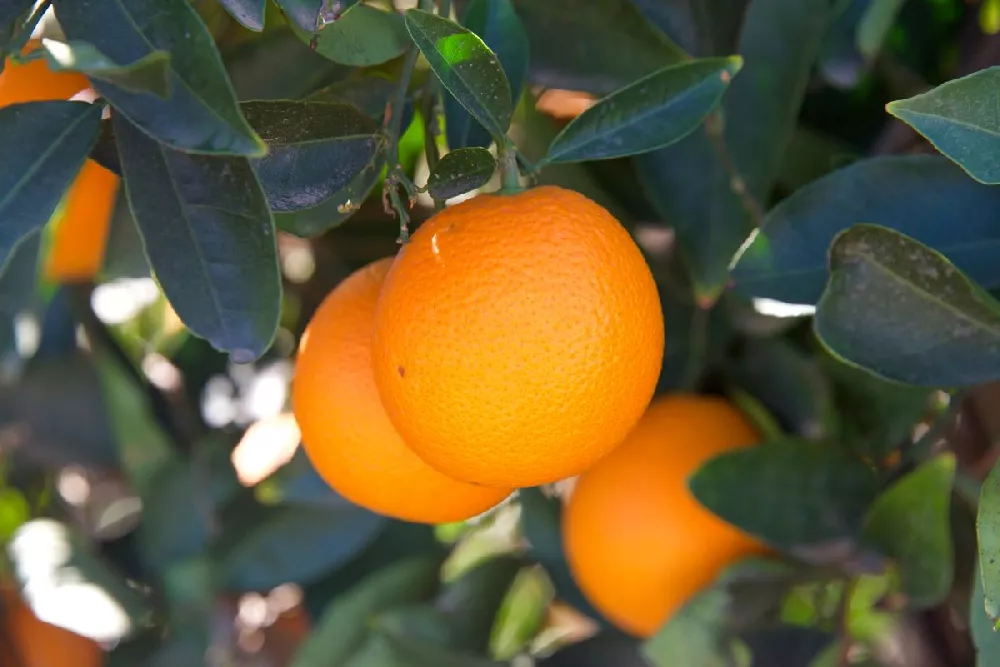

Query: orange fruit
[563,394,767,638]
[535,88,598,123]
[1,40,117,284]
[292,257,512,524]
[371,186,664,488]
[0,586,103,667]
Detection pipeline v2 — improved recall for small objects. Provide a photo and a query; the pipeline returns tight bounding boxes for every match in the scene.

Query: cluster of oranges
[292,184,767,638]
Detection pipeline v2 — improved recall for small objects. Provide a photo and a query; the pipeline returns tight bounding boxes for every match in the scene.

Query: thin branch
[704,111,766,228]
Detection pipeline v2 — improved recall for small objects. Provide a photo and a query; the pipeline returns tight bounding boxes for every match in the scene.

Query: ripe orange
[371,186,664,488]
[0,586,103,667]
[1,40,118,284]
[562,394,767,638]
[291,257,512,524]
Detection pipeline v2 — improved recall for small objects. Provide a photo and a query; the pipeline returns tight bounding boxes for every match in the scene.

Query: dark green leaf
[0,230,39,358]
[278,0,360,33]
[543,57,740,164]
[290,556,443,667]
[689,439,880,552]
[978,459,1000,623]
[862,454,955,608]
[436,555,524,653]
[426,147,496,200]
[733,156,1000,306]
[513,0,687,95]
[538,634,649,667]
[242,100,381,212]
[258,449,347,507]
[0,101,101,275]
[217,0,266,32]
[114,115,281,362]
[446,0,529,150]
[374,610,508,667]
[216,502,385,591]
[405,9,512,141]
[629,0,748,57]
[888,67,1000,184]
[740,626,834,667]
[301,3,411,67]
[642,587,738,667]
[308,74,400,119]
[137,460,213,578]
[38,38,172,98]
[55,0,266,155]
[635,0,835,302]
[972,562,1000,666]
[815,224,1000,388]
[856,0,906,59]
[0,2,33,64]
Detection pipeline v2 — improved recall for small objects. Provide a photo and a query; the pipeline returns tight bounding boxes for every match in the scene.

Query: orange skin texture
[563,394,768,638]
[0,587,103,667]
[292,258,512,524]
[371,186,664,488]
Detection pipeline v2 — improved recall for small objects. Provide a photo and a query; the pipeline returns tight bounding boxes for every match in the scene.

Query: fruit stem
[382,35,422,243]
[497,138,525,195]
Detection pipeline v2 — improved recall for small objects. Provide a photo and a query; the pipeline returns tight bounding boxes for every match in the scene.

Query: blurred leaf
[628,0,749,57]
[217,0,266,31]
[156,556,214,667]
[732,156,1000,306]
[642,586,739,667]
[216,501,385,591]
[38,38,171,98]
[0,2,32,63]
[137,459,214,578]
[636,0,835,301]
[374,609,508,667]
[815,224,1000,388]
[258,449,346,507]
[0,488,29,545]
[856,0,907,59]
[301,3,411,67]
[242,100,381,212]
[689,439,880,552]
[426,147,496,200]
[972,562,1000,666]
[436,555,524,653]
[0,230,40,359]
[114,115,281,362]
[542,57,741,164]
[981,460,1000,623]
[406,9,512,141]
[291,556,442,667]
[490,565,553,660]
[740,625,833,667]
[446,0,529,150]
[861,454,955,608]
[513,0,687,95]
[224,26,346,101]
[538,633,650,666]
[888,68,1000,184]
[0,101,101,275]
[56,0,265,155]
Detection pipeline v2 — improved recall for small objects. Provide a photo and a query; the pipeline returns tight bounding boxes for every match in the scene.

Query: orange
[0,586,103,667]
[291,257,512,524]
[562,394,767,638]
[535,88,598,123]
[1,40,117,284]
[371,186,664,488]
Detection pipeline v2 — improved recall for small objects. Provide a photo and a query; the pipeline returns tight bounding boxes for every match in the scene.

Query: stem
[439,0,453,18]
[497,139,523,194]
[705,111,766,228]
[382,43,422,243]
[8,0,51,60]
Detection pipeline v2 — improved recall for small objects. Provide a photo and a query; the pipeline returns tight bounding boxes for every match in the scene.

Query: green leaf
[257,449,347,507]
[435,555,524,653]
[689,439,880,553]
[374,610,509,667]
[490,565,553,660]
[242,100,381,212]
[642,586,740,667]
[290,556,443,667]
[0,2,33,64]
[856,0,908,59]
[426,147,496,200]
[278,0,358,33]
[305,3,410,67]
[38,38,172,98]
[113,115,281,362]
[978,459,1000,624]
[861,454,955,608]
[405,9,512,141]
[888,67,1000,184]
[216,501,386,591]
[538,634,648,667]
[55,0,266,156]
[629,0,748,57]
[0,231,40,359]
[445,0,529,150]
[815,224,1000,388]
[972,562,1000,666]
[732,155,1000,306]
[635,0,836,302]
[542,56,740,164]
[308,74,401,119]
[0,101,101,276]
[217,0,267,32]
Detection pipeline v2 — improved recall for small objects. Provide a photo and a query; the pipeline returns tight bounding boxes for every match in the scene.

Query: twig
[381,44,422,243]
[704,111,766,228]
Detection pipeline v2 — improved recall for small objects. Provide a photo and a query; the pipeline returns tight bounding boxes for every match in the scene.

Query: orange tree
[2,1,1000,666]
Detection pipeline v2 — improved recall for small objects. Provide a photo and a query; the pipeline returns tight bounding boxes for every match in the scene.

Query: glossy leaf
[972,564,1000,666]
[815,224,1000,388]
[217,0,267,32]
[543,56,740,164]
[304,3,410,67]
[888,67,1000,184]
[38,38,171,98]
[979,459,1000,624]
[861,454,955,608]
[308,75,401,118]
[290,556,442,667]
[733,155,1000,305]
[689,439,880,552]
[405,9,512,141]
[242,100,381,212]
[113,115,281,362]
[0,101,101,275]
[426,147,496,200]
[55,0,266,156]
[445,0,529,150]
[642,586,737,667]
